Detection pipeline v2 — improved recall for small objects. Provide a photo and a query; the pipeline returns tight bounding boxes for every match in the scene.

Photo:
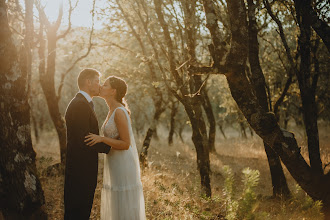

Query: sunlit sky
[22,0,106,29]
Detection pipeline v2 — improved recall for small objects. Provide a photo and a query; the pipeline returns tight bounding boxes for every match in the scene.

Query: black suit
[64,93,110,220]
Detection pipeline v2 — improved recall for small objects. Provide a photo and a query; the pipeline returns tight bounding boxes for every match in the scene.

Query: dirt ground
[34,125,329,219]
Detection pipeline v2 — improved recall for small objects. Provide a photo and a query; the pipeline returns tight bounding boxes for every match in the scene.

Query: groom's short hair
[77,68,101,89]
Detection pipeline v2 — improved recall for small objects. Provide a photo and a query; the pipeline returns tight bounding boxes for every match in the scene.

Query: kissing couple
[64,68,146,220]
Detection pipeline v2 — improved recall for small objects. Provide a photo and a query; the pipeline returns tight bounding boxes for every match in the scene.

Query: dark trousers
[64,203,93,220]
[64,183,95,220]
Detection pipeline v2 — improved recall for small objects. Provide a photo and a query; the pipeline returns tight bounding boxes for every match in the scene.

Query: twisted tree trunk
[192,0,330,214]
[247,0,290,197]
[226,0,330,214]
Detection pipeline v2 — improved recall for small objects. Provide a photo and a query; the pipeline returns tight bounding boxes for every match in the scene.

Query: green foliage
[238,168,260,220]
[291,184,324,218]
[222,166,260,220]
[222,165,238,219]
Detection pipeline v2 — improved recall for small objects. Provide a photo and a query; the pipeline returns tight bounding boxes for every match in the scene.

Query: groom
[64,68,111,219]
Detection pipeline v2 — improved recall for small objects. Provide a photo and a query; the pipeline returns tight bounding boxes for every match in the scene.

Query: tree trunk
[247,0,290,197]
[139,104,164,168]
[283,112,289,129]
[183,0,216,154]
[217,122,227,139]
[301,90,322,173]
[249,126,254,137]
[139,126,154,168]
[153,127,159,140]
[264,144,290,196]
[0,1,47,218]
[39,26,67,164]
[223,0,330,212]
[168,101,178,145]
[239,121,247,139]
[194,0,330,211]
[295,0,323,175]
[184,103,212,197]
[154,0,212,197]
[24,0,33,97]
[25,0,38,144]
[192,75,216,152]
[202,91,216,152]
[116,0,166,167]
[192,130,211,197]
[31,113,39,143]
[178,124,185,143]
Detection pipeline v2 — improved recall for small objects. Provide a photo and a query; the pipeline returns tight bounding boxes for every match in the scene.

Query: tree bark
[191,74,216,152]
[247,0,290,197]
[139,104,164,168]
[184,103,212,197]
[295,0,323,175]
[31,113,39,143]
[43,27,67,164]
[139,127,154,168]
[38,8,67,165]
[0,1,47,218]
[183,0,216,153]
[168,101,178,146]
[202,91,216,153]
[24,0,33,96]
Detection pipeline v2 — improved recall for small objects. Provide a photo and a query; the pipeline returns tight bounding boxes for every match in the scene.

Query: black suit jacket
[64,93,110,219]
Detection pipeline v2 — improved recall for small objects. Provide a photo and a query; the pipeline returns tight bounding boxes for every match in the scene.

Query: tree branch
[57,0,78,40]
[188,65,228,75]
[273,74,293,115]
[264,0,296,73]
[35,1,50,27]
[57,0,95,100]
[53,1,63,31]
[294,0,330,52]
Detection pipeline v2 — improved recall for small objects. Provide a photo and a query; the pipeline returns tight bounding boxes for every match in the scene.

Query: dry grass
[33,126,329,219]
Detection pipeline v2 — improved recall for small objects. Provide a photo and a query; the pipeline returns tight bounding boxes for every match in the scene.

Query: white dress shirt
[79,90,93,103]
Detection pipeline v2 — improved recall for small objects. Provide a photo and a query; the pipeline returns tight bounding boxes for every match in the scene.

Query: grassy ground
[34,126,329,219]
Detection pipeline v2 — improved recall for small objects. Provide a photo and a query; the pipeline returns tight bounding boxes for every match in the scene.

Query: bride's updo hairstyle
[108,76,131,114]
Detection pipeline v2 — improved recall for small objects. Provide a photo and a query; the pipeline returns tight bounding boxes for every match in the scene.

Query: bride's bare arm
[85,109,131,150]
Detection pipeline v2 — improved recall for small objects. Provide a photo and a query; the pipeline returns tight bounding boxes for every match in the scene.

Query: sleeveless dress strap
[116,107,127,113]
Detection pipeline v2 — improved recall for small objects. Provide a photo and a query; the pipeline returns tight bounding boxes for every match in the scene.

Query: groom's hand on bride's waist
[84,133,104,146]
[84,133,111,154]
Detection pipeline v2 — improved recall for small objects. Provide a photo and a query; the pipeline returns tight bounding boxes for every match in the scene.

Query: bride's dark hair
[108,76,131,114]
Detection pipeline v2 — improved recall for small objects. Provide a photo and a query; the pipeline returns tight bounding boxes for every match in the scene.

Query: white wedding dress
[100,107,146,220]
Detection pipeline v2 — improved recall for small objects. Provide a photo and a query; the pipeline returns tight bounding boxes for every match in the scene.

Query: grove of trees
[1,0,329,218]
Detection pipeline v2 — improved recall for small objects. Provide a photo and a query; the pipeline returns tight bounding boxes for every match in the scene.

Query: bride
[85,76,146,220]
